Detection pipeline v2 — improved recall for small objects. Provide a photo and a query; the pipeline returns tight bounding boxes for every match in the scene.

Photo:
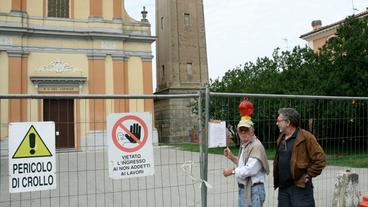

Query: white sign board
[9,122,56,193]
[107,112,154,179]
[208,121,226,148]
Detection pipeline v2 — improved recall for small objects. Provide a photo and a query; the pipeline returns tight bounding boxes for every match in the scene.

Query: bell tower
[155,0,209,143]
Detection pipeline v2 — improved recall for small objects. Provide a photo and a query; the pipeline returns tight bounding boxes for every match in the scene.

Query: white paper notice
[208,121,226,148]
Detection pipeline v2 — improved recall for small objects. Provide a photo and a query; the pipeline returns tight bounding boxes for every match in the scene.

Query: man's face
[276,114,288,133]
[237,127,252,143]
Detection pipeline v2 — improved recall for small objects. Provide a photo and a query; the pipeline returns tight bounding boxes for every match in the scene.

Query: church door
[43,99,75,148]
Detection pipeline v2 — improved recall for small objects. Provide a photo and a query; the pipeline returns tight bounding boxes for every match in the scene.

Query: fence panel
[0,94,203,207]
[206,92,368,207]
[1,92,367,207]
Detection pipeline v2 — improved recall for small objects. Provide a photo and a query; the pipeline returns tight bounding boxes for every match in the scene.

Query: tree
[317,16,368,96]
[209,15,368,96]
[207,15,368,146]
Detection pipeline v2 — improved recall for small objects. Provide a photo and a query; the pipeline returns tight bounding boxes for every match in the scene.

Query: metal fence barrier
[206,92,368,207]
[0,94,204,207]
[1,92,368,207]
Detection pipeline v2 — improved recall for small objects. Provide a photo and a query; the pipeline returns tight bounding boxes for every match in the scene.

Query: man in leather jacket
[273,108,326,207]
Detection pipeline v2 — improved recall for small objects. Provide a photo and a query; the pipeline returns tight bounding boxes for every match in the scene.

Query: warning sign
[107,112,154,179]
[111,115,149,153]
[9,122,56,193]
[12,125,52,158]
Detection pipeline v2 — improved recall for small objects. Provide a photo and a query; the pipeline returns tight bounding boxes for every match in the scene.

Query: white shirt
[235,145,266,185]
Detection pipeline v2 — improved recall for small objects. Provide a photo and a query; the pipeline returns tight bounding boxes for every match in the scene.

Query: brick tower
[155,0,209,143]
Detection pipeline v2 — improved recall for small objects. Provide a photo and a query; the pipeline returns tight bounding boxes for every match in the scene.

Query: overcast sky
[125,0,367,87]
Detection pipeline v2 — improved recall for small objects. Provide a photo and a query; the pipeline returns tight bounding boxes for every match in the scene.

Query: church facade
[0,0,154,148]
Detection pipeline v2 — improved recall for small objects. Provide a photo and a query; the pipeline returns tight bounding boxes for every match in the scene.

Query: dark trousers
[278,182,315,207]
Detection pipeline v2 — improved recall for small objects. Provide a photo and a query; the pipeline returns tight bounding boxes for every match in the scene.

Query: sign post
[8,122,56,193]
[107,112,154,179]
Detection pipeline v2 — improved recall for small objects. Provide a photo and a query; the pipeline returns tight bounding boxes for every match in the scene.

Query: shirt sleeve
[234,157,262,180]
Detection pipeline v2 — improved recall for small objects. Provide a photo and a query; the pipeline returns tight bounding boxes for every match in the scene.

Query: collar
[287,128,298,141]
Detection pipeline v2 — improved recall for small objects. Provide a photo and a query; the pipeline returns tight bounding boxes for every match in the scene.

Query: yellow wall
[0,0,11,13]
[125,42,151,52]
[29,54,88,92]
[28,99,38,121]
[1,99,9,138]
[0,52,8,93]
[27,0,43,16]
[105,55,113,94]
[0,0,138,22]
[128,57,144,111]
[79,99,89,137]
[103,0,113,20]
[28,37,88,50]
[27,53,88,77]
[303,28,337,52]
[105,55,114,116]
[8,35,22,46]
[0,51,9,138]
[128,57,143,93]
[98,40,124,50]
[74,0,89,19]
[312,37,330,51]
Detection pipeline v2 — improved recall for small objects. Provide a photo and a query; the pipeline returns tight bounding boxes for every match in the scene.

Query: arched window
[326,35,339,44]
[48,0,69,18]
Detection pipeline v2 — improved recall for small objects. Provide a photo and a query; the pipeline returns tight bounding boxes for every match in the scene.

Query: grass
[167,143,274,158]
[327,154,368,168]
[166,143,368,168]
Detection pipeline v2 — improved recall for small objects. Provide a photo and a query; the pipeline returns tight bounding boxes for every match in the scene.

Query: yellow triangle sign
[12,125,52,159]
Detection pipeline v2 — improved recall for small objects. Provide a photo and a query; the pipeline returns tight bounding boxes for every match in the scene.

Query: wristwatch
[232,169,235,175]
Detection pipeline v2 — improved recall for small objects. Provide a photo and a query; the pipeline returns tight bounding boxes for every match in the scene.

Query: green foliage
[318,16,368,96]
[168,144,368,168]
[209,15,368,96]
[207,15,368,148]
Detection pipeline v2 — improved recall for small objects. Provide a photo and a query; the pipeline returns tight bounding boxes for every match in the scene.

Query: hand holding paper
[224,147,238,164]
[224,147,232,158]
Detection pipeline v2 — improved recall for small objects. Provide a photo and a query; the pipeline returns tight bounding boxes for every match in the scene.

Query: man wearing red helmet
[223,119,270,207]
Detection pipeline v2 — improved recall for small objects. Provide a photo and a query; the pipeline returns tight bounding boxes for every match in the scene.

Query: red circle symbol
[112,115,148,152]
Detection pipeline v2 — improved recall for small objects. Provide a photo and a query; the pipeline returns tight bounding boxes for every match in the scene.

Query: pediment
[30,59,86,86]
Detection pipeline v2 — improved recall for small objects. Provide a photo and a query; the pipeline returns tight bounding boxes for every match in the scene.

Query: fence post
[200,87,209,207]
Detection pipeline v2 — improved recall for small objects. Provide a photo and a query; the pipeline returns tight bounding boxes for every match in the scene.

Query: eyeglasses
[279,139,287,151]
[276,119,287,123]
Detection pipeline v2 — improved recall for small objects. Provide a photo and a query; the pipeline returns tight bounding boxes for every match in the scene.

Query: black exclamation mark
[29,133,36,155]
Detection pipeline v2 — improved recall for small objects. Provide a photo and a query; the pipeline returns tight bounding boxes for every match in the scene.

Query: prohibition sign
[112,115,148,153]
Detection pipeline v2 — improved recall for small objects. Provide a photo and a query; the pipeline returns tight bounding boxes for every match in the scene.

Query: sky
[125,0,367,87]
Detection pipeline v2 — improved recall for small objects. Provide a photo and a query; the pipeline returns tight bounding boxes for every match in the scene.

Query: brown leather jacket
[273,128,326,189]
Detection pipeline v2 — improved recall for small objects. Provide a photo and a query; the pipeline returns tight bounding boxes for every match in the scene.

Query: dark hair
[278,108,300,128]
